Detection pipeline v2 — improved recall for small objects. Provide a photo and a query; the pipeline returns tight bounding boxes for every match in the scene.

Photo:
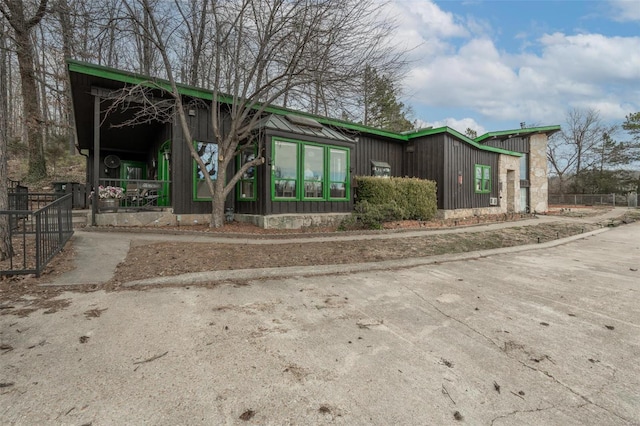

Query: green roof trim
[474,125,561,143]
[67,59,555,157]
[405,126,523,156]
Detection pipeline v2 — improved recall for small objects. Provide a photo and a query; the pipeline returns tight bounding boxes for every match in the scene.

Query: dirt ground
[1,207,638,318]
[115,222,599,284]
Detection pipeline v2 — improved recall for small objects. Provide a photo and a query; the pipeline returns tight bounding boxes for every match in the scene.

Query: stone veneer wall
[438,207,506,220]
[498,154,521,213]
[235,213,351,229]
[94,210,351,229]
[529,134,549,213]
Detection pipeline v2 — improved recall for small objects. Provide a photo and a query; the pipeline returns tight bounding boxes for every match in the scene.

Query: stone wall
[235,213,351,229]
[94,211,211,227]
[94,211,351,229]
[498,154,521,213]
[438,207,505,220]
[529,134,549,213]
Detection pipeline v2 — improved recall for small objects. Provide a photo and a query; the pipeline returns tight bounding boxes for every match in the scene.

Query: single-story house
[67,60,560,228]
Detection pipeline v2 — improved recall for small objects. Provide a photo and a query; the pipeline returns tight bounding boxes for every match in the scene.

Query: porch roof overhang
[69,66,171,153]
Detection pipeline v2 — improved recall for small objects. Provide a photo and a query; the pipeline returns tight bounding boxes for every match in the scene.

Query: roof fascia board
[475,125,561,143]
[407,126,522,156]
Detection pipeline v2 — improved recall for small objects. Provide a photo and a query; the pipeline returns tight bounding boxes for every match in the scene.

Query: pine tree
[362,66,413,132]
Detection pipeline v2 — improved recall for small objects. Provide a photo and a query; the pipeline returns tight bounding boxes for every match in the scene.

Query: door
[157,140,171,206]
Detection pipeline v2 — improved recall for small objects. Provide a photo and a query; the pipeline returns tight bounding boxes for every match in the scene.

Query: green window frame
[329,148,348,199]
[303,145,324,199]
[271,138,350,201]
[474,164,491,193]
[237,146,257,201]
[193,140,219,201]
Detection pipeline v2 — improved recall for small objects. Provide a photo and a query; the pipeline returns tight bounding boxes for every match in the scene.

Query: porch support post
[91,95,100,226]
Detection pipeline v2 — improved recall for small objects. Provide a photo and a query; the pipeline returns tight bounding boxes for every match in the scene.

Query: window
[273,141,298,198]
[519,153,528,180]
[237,148,257,201]
[272,138,349,201]
[193,141,218,200]
[304,145,324,198]
[475,164,491,193]
[120,160,146,190]
[329,149,348,199]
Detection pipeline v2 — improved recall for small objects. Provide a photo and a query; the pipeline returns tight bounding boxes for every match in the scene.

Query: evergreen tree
[622,112,640,141]
[362,65,413,132]
[465,128,478,139]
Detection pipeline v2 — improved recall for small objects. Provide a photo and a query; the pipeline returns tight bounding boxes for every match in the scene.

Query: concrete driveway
[1,223,639,425]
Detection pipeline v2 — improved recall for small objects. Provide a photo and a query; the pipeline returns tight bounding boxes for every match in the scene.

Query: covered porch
[68,62,174,222]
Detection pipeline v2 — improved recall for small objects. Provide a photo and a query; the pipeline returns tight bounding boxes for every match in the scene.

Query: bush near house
[345,177,437,229]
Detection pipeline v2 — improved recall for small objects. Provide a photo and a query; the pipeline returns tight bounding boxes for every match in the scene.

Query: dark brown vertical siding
[353,135,404,177]
[404,135,446,208]
[172,107,231,214]
[442,135,499,210]
[483,136,529,153]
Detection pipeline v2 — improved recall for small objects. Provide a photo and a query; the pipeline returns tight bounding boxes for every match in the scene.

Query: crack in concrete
[403,285,635,425]
[490,404,558,426]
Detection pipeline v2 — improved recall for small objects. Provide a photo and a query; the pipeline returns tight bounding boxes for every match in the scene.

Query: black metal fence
[549,193,638,208]
[0,193,74,277]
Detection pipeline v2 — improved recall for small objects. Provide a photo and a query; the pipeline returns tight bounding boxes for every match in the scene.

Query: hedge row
[355,176,437,221]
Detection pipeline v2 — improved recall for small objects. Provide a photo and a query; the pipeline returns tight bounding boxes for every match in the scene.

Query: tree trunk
[0,113,11,260]
[210,171,226,228]
[16,32,47,180]
[0,22,8,145]
[0,19,10,259]
[57,0,76,154]
[3,0,49,181]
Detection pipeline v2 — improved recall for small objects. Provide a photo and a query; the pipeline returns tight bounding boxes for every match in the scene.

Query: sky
[384,0,640,135]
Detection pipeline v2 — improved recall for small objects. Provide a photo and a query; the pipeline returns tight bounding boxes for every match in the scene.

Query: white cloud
[535,33,640,82]
[609,0,640,22]
[390,0,640,127]
[396,1,469,39]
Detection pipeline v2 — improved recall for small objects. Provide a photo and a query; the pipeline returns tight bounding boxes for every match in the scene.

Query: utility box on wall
[371,160,391,178]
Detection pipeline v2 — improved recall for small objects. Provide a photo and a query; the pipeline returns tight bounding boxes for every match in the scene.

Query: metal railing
[97,178,170,211]
[549,193,638,208]
[0,193,74,277]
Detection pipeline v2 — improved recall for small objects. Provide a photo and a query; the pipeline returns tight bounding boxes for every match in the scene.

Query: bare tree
[547,108,614,193]
[117,0,403,227]
[0,0,49,181]
[0,124,9,260]
[175,0,209,87]
[0,20,10,258]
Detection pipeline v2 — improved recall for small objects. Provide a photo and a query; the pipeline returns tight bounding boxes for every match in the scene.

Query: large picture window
[474,164,491,193]
[194,141,218,200]
[272,139,349,201]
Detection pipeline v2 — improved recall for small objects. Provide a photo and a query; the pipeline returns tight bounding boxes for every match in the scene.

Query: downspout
[92,94,100,226]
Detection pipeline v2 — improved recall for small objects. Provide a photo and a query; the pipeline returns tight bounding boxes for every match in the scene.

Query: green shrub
[355,177,395,205]
[354,176,437,221]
